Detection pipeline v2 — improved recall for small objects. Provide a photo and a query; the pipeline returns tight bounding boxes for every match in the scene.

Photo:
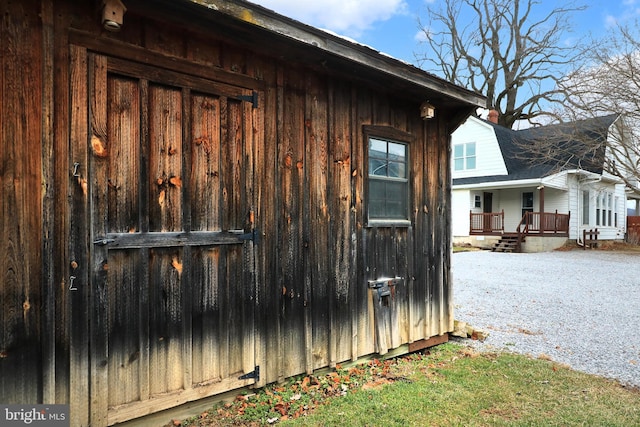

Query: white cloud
[603,1,640,28]
[414,28,428,42]
[249,0,407,37]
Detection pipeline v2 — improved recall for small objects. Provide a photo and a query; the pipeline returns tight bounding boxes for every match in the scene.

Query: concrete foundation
[454,235,568,253]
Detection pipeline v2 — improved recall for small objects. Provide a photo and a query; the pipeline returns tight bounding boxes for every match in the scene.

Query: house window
[453,142,476,171]
[368,137,409,222]
[615,196,619,227]
[473,194,481,208]
[597,193,613,227]
[521,192,534,218]
[582,191,590,225]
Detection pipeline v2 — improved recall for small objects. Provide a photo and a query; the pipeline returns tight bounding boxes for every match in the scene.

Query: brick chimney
[488,109,499,124]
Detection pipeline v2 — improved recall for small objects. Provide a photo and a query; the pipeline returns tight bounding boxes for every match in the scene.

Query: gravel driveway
[452,249,640,388]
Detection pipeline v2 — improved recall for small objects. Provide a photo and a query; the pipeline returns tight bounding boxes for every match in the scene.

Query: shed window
[368,137,409,222]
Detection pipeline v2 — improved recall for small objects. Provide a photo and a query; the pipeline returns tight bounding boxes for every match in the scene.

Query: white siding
[496,188,533,231]
[541,188,569,215]
[452,189,471,237]
[571,177,626,241]
[451,117,507,179]
[541,171,568,190]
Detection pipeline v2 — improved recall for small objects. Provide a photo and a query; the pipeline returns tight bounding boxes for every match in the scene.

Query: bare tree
[523,25,640,198]
[416,0,587,129]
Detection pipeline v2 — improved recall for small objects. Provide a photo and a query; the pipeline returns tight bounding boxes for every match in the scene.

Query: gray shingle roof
[453,114,618,186]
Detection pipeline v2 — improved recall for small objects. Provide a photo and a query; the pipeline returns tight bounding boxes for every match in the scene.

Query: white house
[451,113,639,252]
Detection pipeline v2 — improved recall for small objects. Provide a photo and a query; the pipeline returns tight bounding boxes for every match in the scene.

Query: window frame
[521,191,534,218]
[364,126,413,227]
[473,194,482,209]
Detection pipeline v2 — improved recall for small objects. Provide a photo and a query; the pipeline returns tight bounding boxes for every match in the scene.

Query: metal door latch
[368,277,403,301]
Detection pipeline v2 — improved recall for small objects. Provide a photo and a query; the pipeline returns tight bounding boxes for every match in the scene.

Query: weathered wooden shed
[0,0,484,424]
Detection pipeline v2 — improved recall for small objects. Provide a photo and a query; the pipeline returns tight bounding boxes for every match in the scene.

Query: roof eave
[184,0,485,108]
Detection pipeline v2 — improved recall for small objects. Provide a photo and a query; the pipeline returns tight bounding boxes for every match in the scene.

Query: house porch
[461,211,570,252]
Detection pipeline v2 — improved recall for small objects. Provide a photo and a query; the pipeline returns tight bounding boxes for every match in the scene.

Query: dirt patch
[555,240,640,253]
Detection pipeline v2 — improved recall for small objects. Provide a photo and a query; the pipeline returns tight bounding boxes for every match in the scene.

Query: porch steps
[492,233,523,253]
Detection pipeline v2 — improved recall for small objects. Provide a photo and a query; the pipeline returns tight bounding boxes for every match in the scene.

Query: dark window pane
[369,139,387,158]
[388,142,406,160]
[387,161,406,178]
[369,158,387,176]
[369,179,407,220]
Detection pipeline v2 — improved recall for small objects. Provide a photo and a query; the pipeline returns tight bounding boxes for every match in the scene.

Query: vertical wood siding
[0,0,44,405]
[2,1,465,424]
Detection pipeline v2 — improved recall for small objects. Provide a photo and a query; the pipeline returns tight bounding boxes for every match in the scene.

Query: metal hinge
[239,229,260,245]
[237,91,258,108]
[239,366,260,381]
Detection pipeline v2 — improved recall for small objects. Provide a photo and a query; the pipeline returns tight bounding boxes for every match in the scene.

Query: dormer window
[454,142,476,171]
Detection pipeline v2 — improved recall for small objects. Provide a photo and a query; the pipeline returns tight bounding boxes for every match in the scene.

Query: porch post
[539,186,545,232]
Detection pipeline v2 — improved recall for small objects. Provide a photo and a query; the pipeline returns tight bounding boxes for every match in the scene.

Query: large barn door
[72,52,259,425]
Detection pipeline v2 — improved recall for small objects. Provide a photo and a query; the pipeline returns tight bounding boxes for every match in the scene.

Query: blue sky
[248,0,640,66]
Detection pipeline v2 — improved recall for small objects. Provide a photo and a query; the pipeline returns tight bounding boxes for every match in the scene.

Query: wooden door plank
[241,96,256,380]
[148,248,185,395]
[217,97,231,382]
[89,52,109,426]
[106,76,141,233]
[190,93,222,232]
[222,99,248,378]
[148,85,183,232]
[252,78,271,388]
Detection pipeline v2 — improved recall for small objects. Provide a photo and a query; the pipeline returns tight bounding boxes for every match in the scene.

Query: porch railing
[516,210,571,236]
[470,210,504,235]
[470,210,570,236]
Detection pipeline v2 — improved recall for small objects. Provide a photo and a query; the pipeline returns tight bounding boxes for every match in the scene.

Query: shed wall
[0,0,462,424]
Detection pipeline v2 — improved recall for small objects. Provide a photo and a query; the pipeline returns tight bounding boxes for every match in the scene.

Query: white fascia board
[452,178,542,190]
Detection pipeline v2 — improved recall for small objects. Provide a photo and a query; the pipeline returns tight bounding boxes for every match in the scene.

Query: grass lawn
[170,343,640,426]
